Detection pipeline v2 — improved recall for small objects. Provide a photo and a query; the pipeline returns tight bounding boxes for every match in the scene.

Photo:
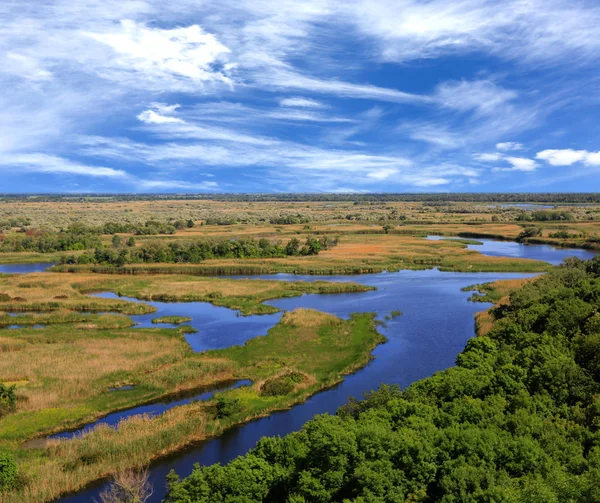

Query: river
[0,241,596,502]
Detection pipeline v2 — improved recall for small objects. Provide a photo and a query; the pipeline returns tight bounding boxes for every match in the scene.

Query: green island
[151,316,192,325]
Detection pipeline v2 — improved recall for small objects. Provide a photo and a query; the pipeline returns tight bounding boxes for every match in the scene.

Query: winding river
[0,240,597,502]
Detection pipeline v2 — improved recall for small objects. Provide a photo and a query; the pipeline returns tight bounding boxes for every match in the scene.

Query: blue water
[0,262,55,274]
[57,269,536,503]
[426,236,596,265]
[90,293,283,352]
[49,380,251,440]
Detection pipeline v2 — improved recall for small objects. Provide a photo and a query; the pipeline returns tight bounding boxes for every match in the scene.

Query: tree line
[59,236,339,266]
[2,193,600,203]
[165,256,600,502]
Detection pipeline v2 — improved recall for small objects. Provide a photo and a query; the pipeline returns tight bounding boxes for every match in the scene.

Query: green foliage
[0,452,18,490]
[516,210,574,222]
[215,396,243,419]
[0,384,16,417]
[260,372,306,397]
[166,256,600,503]
[60,236,339,266]
[516,226,542,241]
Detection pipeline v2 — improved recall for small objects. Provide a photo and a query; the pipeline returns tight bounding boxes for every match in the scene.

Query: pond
[90,293,283,352]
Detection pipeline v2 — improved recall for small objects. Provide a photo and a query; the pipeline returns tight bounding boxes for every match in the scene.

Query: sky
[1,1,600,194]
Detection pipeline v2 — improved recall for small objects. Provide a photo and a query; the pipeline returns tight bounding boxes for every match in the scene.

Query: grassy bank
[0,308,385,503]
[0,271,373,316]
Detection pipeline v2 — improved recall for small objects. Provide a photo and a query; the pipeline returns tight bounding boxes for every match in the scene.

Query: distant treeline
[0,220,196,253]
[59,236,338,266]
[1,193,600,203]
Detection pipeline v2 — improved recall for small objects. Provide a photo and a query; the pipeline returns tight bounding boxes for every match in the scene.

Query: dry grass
[0,330,189,412]
[280,308,340,328]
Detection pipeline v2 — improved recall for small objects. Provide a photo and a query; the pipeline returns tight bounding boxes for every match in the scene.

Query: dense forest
[165,257,600,502]
[1,193,600,203]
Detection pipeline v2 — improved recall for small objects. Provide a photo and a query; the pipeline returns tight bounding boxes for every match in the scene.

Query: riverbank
[1,308,384,503]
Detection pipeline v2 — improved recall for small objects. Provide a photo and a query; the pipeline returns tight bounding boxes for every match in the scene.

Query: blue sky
[1,1,600,193]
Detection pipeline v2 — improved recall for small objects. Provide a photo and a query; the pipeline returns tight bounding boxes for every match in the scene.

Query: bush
[0,452,18,491]
[260,372,306,397]
[215,396,242,418]
[0,384,16,417]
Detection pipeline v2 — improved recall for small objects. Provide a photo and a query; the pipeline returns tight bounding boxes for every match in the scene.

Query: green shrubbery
[215,396,243,419]
[59,236,339,266]
[260,372,306,397]
[0,452,18,491]
[0,384,16,417]
[165,256,600,503]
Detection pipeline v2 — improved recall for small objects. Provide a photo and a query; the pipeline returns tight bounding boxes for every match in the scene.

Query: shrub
[0,384,16,417]
[0,452,18,491]
[260,372,306,397]
[215,396,242,418]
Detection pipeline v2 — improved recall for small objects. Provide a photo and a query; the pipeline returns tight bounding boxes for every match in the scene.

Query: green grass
[151,316,192,325]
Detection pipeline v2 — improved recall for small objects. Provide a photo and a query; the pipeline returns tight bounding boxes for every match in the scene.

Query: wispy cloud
[496,142,523,151]
[279,97,327,108]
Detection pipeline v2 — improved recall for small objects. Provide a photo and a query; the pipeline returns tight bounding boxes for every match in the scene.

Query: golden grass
[2,308,383,503]
[0,330,189,412]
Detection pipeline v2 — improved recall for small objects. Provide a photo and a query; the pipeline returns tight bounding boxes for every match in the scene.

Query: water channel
[0,241,596,502]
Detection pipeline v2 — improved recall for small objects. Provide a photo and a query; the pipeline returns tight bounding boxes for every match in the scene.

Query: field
[1,196,599,502]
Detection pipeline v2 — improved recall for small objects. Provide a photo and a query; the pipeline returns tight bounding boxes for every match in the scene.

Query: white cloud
[263,68,432,104]
[496,142,523,151]
[406,123,463,149]
[492,156,538,172]
[0,153,129,178]
[412,177,450,187]
[435,80,517,116]
[347,0,600,64]
[137,110,184,124]
[474,153,502,162]
[4,52,52,82]
[366,168,398,180]
[86,20,235,91]
[535,148,595,166]
[279,97,327,108]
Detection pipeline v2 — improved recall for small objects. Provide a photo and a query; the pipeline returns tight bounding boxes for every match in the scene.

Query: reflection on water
[91,292,283,352]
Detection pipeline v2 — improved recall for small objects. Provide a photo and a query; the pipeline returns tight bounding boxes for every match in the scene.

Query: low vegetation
[151,316,192,325]
[1,307,384,503]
